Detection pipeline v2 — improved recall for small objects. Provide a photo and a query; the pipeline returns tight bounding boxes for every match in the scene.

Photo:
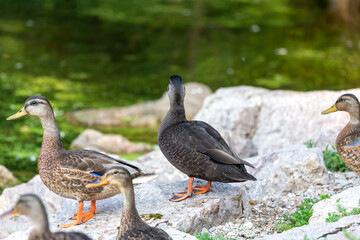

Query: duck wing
[343,136,360,150]
[59,150,140,176]
[178,121,254,168]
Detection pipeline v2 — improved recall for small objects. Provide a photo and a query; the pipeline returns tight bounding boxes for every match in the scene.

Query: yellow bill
[85,177,109,188]
[321,104,338,115]
[7,107,29,120]
[0,208,17,217]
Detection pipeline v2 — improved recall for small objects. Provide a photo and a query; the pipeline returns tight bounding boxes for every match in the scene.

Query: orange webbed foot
[58,219,83,228]
[170,191,193,202]
[170,177,195,202]
[192,181,212,195]
[70,200,97,221]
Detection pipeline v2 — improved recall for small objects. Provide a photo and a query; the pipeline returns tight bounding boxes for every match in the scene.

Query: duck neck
[30,206,50,234]
[158,104,187,137]
[337,111,360,148]
[349,108,360,125]
[39,113,64,156]
[119,184,145,234]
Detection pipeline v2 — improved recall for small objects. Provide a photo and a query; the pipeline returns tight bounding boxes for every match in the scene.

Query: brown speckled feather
[9,96,141,203]
[336,123,360,173]
[118,211,172,240]
[322,93,360,174]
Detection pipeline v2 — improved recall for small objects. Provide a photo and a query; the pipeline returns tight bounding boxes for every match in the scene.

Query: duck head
[322,94,360,124]
[1,194,46,219]
[86,167,132,190]
[168,75,185,107]
[7,95,54,120]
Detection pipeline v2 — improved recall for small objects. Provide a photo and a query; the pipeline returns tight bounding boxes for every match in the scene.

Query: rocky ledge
[195,86,360,157]
[3,85,360,239]
[0,177,249,240]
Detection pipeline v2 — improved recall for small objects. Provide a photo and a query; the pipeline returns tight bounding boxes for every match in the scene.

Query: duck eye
[30,101,37,105]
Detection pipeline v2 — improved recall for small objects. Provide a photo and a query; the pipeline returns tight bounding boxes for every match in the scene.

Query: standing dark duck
[1,194,92,240]
[86,167,172,240]
[322,93,360,173]
[7,96,142,228]
[158,75,256,202]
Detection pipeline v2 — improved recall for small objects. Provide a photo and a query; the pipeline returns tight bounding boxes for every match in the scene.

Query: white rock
[0,165,18,187]
[310,186,360,224]
[133,150,188,183]
[257,215,360,240]
[195,86,360,157]
[2,180,249,239]
[239,144,329,201]
[71,129,152,154]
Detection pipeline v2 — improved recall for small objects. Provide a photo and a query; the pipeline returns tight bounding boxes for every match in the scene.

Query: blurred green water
[0,0,359,183]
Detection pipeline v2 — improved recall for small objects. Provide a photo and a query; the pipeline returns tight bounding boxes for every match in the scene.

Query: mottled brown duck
[1,194,92,240]
[322,93,360,173]
[158,75,256,202]
[7,96,142,228]
[86,167,172,240]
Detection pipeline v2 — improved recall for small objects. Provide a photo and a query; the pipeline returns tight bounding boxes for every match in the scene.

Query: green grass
[276,195,330,232]
[304,139,314,148]
[194,233,233,240]
[326,198,360,223]
[119,153,144,161]
[323,145,350,172]
[344,230,360,240]
[304,141,350,172]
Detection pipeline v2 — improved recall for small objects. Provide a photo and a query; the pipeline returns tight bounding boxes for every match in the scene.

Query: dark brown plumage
[7,96,142,227]
[1,194,91,240]
[158,75,256,201]
[86,168,172,240]
[322,93,360,173]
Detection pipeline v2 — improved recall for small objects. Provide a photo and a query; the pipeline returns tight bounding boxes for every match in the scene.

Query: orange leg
[71,200,97,221]
[193,181,212,194]
[59,201,84,228]
[170,177,194,202]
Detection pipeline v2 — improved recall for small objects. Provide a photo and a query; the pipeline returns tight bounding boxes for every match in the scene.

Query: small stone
[243,221,253,229]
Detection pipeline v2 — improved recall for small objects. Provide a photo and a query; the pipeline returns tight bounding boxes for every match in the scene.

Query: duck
[158,75,256,202]
[1,194,92,240]
[322,93,360,173]
[7,96,142,228]
[86,167,173,240]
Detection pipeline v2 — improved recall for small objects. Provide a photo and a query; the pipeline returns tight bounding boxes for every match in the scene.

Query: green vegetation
[119,153,144,161]
[323,145,350,172]
[194,232,232,240]
[276,195,330,232]
[304,141,350,172]
[304,140,314,148]
[140,213,163,222]
[344,230,360,240]
[326,198,360,223]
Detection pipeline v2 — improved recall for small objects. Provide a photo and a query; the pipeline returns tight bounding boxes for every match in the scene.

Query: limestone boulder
[0,165,18,187]
[238,144,329,201]
[133,150,188,183]
[310,186,360,224]
[66,82,212,127]
[70,129,152,154]
[195,86,360,157]
[258,215,360,240]
[3,180,249,240]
